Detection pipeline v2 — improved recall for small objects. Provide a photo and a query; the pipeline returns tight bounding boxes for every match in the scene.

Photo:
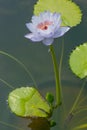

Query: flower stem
[49,45,62,107]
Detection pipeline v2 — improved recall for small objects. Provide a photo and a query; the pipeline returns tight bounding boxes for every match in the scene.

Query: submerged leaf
[34,0,82,27]
[29,117,50,130]
[72,124,87,130]
[69,43,87,78]
[8,87,51,117]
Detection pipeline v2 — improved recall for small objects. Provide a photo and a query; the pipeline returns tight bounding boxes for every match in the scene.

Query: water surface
[0,0,87,130]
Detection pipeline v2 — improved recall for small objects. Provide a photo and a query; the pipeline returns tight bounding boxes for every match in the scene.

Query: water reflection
[28,117,50,130]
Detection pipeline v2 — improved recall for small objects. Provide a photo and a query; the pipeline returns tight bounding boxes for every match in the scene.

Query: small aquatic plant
[1,0,87,130]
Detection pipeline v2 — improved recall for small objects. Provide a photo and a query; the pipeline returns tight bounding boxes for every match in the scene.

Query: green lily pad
[8,87,51,117]
[34,0,82,27]
[69,43,87,79]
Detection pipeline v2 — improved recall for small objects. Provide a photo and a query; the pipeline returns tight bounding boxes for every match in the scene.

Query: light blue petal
[26,23,36,33]
[52,13,61,24]
[25,33,44,42]
[53,27,70,38]
[53,14,62,29]
[49,13,62,32]
[42,38,54,45]
[40,11,51,21]
[31,16,40,24]
[37,27,54,38]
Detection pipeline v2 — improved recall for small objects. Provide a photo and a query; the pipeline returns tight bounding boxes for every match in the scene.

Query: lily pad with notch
[69,43,87,79]
[8,87,51,118]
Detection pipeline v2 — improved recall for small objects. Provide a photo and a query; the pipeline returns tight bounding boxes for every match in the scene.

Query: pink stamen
[37,21,53,30]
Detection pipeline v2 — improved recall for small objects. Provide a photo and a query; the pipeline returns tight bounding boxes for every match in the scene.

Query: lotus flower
[25,11,70,45]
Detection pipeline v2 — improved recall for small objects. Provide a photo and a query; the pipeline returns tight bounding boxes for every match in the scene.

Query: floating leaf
[34,0,82,27]
[69,43,87,79]
[8,87,51,117]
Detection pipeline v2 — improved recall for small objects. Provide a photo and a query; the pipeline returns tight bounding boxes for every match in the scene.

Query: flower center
[37,21,53,30]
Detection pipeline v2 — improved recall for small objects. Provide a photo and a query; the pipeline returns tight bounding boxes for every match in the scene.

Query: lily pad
[8,87,51,117]
[69,43,87,79]
[34,0,82,27]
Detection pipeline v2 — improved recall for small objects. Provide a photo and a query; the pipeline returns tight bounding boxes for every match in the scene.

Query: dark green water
[0,0,87,130]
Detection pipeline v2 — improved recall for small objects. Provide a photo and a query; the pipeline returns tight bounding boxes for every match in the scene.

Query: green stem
[0,51,37,87]
[49,45,61,107]
[64,80,86,126]
[70,80,86,114]
[0,78,14,89]
[0,120,24,130]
